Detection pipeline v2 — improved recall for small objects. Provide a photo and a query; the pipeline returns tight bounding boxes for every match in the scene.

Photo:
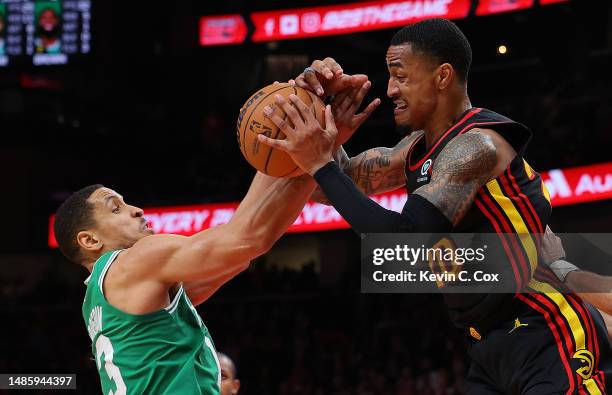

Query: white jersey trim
[165,285,184,314]
[98,250,122,297]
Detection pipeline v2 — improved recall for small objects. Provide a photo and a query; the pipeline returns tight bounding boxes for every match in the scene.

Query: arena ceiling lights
[199,0,569,46]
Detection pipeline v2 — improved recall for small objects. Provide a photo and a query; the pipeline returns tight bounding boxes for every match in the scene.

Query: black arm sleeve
[313,161,452,233]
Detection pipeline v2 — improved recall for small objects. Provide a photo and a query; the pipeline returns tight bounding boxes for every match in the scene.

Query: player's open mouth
[394,102,408,114]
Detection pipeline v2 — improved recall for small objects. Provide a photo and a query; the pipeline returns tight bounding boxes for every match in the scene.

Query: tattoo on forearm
[414,132,497,225]
[346,148,393,194]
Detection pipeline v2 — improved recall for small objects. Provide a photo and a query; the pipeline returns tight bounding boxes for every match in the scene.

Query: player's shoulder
[393,130,424,155]
[437,131,497,168]
[467,127,514,153]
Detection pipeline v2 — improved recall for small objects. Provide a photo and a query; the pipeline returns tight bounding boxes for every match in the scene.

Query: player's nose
[130,206,144,218]
[387,79,399,98]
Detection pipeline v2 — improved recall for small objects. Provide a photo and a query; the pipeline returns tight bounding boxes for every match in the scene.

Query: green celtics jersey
[82,250,221,395]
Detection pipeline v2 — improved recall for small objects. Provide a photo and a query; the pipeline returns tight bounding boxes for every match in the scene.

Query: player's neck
[423,94,472,149]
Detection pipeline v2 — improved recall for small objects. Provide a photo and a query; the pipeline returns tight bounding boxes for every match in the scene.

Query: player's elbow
[252,229,276,255]
[231,229,276,258]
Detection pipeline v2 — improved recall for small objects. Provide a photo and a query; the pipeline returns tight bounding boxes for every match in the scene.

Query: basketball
[236,83,325,177]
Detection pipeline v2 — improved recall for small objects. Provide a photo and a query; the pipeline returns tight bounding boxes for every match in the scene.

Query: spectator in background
[219,352,241,395]
[35,8,61,54]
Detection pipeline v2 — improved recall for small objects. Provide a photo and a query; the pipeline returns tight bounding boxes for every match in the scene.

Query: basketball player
[259,18,610,394]
[218,352,241,395]
[53,171,317,394]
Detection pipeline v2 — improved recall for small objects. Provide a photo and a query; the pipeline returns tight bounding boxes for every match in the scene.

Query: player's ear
[232,379,240,394]
[77,230,103,253]
[435,63,453,90]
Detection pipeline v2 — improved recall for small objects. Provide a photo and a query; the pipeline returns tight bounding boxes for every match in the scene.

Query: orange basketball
[236,83,325,177]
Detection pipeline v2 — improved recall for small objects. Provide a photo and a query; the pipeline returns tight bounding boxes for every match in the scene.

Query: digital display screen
[0,0,91,67]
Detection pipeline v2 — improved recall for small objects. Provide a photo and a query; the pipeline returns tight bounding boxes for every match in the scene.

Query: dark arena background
[1,0,612,394]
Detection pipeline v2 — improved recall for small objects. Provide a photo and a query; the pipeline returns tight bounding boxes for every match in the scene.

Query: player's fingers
[332,90,348,105]
[288,79,296,86]
[349,74,369,88]
[323,57,343,76]
[324,105,337,134]
[294,74,309,90]
[303,71,325,96]
[337,87,359,113]
[288,94,316,125]
[351,81,372,110]
[354,98,381,127]
[312,59,334,80]
[263,105,296,138]
[257,134,291,152]
[275,94,305,129]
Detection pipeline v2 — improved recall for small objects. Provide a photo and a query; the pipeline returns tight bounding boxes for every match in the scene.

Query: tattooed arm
[311,132,422,204]
[311,130,499,233]
[414,130,497,225]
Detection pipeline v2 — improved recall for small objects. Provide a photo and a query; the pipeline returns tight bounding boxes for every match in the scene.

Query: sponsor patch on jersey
[421,159,433,176]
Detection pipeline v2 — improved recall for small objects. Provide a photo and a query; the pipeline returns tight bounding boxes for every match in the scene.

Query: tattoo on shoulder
[414,132,497,225]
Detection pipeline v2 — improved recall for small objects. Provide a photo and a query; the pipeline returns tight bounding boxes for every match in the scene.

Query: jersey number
[427,238,462,289]
[96,335,127,395]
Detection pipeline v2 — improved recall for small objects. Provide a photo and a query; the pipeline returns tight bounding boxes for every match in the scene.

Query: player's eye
[112,206,120,213]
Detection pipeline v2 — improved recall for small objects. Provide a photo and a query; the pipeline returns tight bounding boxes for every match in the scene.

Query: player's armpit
[414,131,497,225]
[184,263,247,306]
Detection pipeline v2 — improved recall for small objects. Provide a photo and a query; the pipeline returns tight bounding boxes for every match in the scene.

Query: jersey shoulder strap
[463,108,533,156]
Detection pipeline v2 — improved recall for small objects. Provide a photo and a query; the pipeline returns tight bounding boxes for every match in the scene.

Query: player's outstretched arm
[122,172,316,303]
[540,226,612,316]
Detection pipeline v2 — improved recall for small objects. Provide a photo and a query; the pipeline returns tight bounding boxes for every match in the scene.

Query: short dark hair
[390,18,472,83]
[54,184,103,264]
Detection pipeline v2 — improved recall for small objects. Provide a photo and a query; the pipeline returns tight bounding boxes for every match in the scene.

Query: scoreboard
[0,0,91,67]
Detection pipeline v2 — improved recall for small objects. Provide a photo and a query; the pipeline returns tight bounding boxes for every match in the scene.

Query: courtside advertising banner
[48,161,612,248]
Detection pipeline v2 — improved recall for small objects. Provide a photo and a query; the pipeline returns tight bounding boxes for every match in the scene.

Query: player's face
[39,10,59,32]
[219,357,240,395]
[386,44,439,133]
[88,187,154,251]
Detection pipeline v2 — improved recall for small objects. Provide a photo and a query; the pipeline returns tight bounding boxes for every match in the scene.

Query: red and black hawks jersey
[405,107,556,329]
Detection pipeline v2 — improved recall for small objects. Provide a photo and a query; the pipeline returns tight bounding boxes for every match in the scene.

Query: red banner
[251,0,471,42]
[199,14,247,46]
[48,161,612,248]
[476,0,534,16]
[541,162,612,207]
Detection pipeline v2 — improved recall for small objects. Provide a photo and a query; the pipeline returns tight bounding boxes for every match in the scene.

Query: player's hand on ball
[294,57,369,97]
[332,81,381,149]
[258,94,337,176]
